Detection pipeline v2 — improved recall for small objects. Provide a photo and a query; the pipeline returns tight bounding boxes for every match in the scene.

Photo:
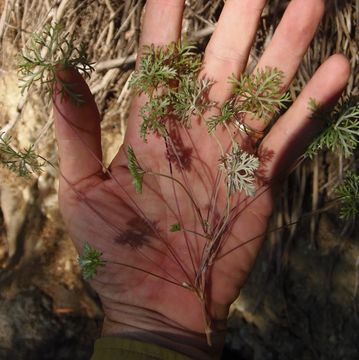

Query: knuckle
[206,46,247,65]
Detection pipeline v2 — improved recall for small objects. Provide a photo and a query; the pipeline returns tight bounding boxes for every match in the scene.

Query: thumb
[53,67,103,189]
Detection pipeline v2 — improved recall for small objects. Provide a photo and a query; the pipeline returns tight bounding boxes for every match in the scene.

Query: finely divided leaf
[78,242,106,280]
[18,22,94,104]
[127,145,145,193]
[219,143,260,196]
[335,172,359,220]
[0,134,44,177]
[230,67,290,122]
[130,42,202,96]
[306,101,359,158]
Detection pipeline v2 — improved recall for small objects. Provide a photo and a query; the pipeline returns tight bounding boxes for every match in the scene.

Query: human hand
[53,0,350,358]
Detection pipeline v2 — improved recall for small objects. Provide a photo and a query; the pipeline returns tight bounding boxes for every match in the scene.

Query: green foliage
[306,99,359,220]
[335,172,359,220]
[170,223,181,232]
[306,100,359,158]
[139,95,170,140]
[130,53,176,96]
[78,243,106,280]
[308,98,323,115]
[18,22,94,104]
[230,67,290,122]
[206,98,239,134]
[130,42,202,96]
[130,42,211,139]
[130,42,199,94]
[127,145,145,193]
[171,77,214,126]
[0,134,44,177]
[219,143,260,196]
[130,43,292,199]
[207,67,290,134]
[131,44,291,142]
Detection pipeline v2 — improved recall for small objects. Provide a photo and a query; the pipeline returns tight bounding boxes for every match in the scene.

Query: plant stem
[147,171,206,232]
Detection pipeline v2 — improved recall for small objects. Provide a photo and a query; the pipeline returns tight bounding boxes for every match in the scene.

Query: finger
[138,0,185,61]
[244,0,325,132]
[261,54,351,181]
[202,0,267,103]
[53,68,102,188]
[114,0,185,167]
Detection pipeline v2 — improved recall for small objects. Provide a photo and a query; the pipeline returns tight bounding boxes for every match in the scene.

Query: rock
[0,288,99,360]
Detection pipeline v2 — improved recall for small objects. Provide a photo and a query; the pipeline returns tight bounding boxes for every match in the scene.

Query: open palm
[54,0,350,357]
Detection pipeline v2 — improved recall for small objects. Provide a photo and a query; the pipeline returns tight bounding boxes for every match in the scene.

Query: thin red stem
[103,259,184,288]
[167,157,197,280]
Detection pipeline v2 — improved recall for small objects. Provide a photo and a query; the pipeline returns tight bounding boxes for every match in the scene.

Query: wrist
[101,302,226,360]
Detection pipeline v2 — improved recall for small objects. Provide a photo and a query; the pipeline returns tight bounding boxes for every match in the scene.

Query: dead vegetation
[0,0,358,359]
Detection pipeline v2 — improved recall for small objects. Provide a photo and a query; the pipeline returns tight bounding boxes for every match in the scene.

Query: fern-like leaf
[18,23,94,104]
[78,243,106,280]
[219,143,260,196]
[127,145,145,193]
[171,77,214,127]
[206,98,241,133]
[130,41,202,96]
[230,67,290,122]
[139,96,170,140]
[0,134,44,177]
[306,101,359,158]
[335,172,359,220]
